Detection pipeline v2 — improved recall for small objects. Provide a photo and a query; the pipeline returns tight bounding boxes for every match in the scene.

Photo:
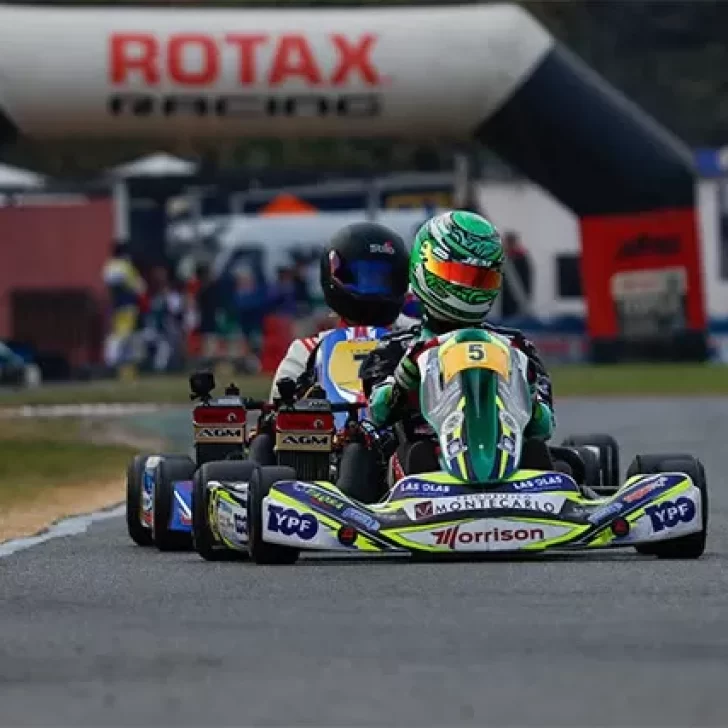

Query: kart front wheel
[153,456,197,552]
[626,454,708,559]
[192,460,257,561]
[247,465,299,565]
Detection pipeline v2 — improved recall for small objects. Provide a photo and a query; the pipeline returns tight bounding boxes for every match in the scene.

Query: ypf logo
[645,497,696,533]
[267,505,318,540]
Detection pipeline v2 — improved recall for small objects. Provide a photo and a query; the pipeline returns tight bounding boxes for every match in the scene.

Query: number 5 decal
[467,343,486,361]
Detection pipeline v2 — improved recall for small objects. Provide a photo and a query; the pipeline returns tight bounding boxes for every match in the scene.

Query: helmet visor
[424,255,502,290]
[330,253,396,296]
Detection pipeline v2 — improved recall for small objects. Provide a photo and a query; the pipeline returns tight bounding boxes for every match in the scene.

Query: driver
[269,221,410,401]
[362,210,555,474]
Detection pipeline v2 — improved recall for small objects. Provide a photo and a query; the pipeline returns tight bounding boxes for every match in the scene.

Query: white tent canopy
[109,152,197,178]
[0,163,46,188]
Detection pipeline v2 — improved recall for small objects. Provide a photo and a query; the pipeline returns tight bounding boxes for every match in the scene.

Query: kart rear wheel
[193,460,257,561]
[337,443,383,504]
[626,454,708,559]
[247,465,300,565]
[561,434,620,491]
[126,452,188,547]
[153,457,197,552]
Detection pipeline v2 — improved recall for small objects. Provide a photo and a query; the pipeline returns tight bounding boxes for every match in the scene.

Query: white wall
[477,179,728,320]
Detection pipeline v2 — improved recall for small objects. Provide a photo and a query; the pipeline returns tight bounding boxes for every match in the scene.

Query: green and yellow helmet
[409,210,505,325]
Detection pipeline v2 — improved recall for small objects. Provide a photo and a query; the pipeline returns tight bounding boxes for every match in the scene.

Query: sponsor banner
[0,4,553,137]
[214,496,248,546]
[266,503,319,541]
[277,481,348,512]
[502,472,580,494]
[620,473,685,505]
[275,431,333,452]
[193,425,245,443]
[404,492,566,521]
[390,478,468,500]
[401,519,572,552]
[645,496,697,534]
[580,207,706,340]
[342,507,380,532]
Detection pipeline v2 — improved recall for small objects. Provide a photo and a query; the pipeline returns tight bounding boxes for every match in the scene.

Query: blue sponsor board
[390,478,468,500]
[267,505,318,540]
[168,480,193,532]
[342,507,380,532]
[499,472,581,494]
[277,481,350,513]
[587,500,624,525]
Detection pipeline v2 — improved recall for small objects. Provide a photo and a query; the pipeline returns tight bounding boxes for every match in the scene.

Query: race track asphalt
[1,397,727,727]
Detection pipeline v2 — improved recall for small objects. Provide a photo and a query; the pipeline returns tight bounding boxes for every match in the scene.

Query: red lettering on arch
[225,34,268,85]
[110,33,159,85]
[330,34,379,85]
[168,34,219,86]
[269,35,322,86]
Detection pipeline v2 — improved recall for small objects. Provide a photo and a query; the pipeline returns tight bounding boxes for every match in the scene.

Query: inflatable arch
[0,2,706,355]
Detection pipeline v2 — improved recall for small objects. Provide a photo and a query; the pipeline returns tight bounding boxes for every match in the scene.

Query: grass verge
[0,419,143,542]
[0,364,727,406]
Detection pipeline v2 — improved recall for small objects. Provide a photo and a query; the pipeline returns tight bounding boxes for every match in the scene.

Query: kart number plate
[328,340,379,392]
[441,341,509,382]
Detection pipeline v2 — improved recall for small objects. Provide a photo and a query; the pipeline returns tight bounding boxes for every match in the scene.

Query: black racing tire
[126,452,189,547]
[153,456,197,552]
[625,453,695,480]
[192,460,257,561]
[626,454,708,559]
[247,465,300,565]
[561,434,620,490]
[248,433,276,466]
[336,443,384,504]
[126,454,154,547]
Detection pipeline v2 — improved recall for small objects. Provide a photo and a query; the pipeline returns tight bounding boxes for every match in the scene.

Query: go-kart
[192,326,392,561]
[238,327,707,563]
[125,371,271,551]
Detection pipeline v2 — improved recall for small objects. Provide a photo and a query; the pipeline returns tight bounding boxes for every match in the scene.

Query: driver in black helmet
[269,221,410,401]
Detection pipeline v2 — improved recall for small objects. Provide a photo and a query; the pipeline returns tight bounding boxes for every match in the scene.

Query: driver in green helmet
[362,210,555,474]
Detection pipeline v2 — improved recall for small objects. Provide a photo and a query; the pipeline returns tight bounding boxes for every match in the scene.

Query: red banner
[580,207,706,339]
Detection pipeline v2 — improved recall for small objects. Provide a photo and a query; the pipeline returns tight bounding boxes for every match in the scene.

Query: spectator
[102,240,146,368]
[190,263,221,359]
[291,251,313,317]
[145,266,185,371]
[269,266,298,317]
[232,267,265,369]
[501,230,534,319]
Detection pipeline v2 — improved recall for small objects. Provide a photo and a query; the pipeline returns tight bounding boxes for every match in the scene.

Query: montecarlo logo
[617,234,680,260]
[429,493,562,515]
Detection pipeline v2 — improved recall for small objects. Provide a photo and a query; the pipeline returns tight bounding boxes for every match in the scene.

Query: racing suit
[362,322,555,443]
